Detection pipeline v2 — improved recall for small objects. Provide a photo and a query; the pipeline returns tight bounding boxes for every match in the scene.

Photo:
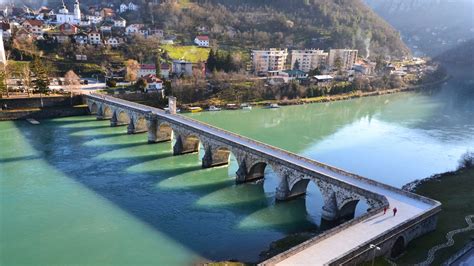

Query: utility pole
[370,244,381,266]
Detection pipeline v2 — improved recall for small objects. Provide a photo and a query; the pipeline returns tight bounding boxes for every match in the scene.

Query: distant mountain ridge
[364,0,474,56]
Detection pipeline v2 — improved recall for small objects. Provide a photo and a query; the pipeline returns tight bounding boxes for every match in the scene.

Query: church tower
[74,0,81,21]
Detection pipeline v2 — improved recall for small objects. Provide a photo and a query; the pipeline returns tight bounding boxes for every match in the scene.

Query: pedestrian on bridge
[384,206,388,214]
[393,207,398,216]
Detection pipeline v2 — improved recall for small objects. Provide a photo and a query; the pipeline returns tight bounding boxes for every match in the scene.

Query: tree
[334,56,343,73]
[293,59,300,70]
[30,56,50,107]
[124,59,140,84]
[206,49,217,72]
[134,78,147,92]
[64,70,81,94]
[0,64,6,97]
[21,63,32,97]
[155,52,162,78]
[106,78,117,87]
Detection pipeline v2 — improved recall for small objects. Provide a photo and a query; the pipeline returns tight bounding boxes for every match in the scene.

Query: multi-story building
[88,30,101,45]
[251,48,288,75]
[290,49,328,73]
[327,49,358,71]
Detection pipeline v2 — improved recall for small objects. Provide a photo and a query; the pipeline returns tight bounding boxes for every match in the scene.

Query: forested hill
[13,0,410,58]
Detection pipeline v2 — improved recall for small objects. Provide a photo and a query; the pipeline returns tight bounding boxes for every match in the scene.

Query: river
[1,68,473,265]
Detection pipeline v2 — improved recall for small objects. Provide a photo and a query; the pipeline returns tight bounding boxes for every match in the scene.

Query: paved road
[87,94,439,265]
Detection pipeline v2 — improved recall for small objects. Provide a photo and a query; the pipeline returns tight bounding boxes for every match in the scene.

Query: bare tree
[64,70,81,95]
[124,59,140,84]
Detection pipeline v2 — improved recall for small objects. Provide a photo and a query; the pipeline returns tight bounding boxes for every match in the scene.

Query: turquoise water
[1,69,473,265]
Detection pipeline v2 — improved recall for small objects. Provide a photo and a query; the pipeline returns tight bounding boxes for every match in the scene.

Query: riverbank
[394,164,474,265]
[181,74,451,110]
[0,105,90,121]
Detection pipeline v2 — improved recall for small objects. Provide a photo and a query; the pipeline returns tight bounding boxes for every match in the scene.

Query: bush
[458,151,474,170]
[106,79,117,88]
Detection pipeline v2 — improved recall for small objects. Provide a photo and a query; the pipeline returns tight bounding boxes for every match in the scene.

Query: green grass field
[161,45,210,63]
[393,166,474,265]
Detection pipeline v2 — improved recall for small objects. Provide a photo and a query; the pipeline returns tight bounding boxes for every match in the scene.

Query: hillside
[364,0,474,56]
[435,39,474,67]
[13,0,410,59]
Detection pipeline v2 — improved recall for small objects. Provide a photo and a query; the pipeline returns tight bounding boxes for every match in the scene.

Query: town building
[56,0,81,25]
[251,48,288,75]
[172,60,193,77]
[143,74,164,96]
[113,17,126,28]
[104,37,122,47]
[327,49,358,71]
[74,32,88,44]
[194,35,209,47]
[291,49,328,73]
[21,19,44,37]
[125,23,142,35]
[88,30,101,45]
[139,64,156,77]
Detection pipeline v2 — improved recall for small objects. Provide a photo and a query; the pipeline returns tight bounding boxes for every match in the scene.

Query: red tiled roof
[195,35,209,41]
[140,64,156,70]
[23,19,43,27]
[143,74,162,83]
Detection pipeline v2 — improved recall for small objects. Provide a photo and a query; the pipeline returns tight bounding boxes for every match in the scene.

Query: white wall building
[291,49,328,73]
[194,35,209,47]
[56,0,81,25]
[251,48,288,75]
[327,49,358,71]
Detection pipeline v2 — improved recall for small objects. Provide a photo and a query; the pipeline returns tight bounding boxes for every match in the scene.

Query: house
[172,60,193,77]
[73,32,88,44]
[100,21,113,33]
[119,4,129,13]
[160,63,170,79]
[139,64,156,77]
[36,7,54,21]
[78,19,91,27]
[21,19,44,36]
[113,17,126,28]
[143,74,164,96]
[0,21,11,39]
[86,15,102,24]
[194,35,209,47]
[104,37,122,47]
[125,23,142,35]
[88,30,101,45]
[313,75,334,85]
[149,28,163,38]
[100,8,115,18]
[283,69,308,80]
[58,22,78,34]
[128,2,139,11]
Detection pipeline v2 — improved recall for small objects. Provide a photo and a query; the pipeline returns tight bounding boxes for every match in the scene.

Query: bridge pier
[173,135,199,155]
[202,146,231,168]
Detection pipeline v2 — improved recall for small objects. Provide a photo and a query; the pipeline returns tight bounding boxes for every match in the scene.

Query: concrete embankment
[0,95,89,121]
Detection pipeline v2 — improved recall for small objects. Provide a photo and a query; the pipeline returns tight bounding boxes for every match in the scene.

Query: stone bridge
[85,94,441,265]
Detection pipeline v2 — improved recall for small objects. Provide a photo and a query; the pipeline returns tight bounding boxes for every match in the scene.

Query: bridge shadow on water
[13,116,336,263]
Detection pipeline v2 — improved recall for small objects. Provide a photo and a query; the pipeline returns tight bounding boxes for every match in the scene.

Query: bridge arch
[391,235,405,258]
[338,199,360,220]
[287,178,311,200]
[89,102,98,114]
[103,105,113,119]
[173,133,201,155]
[246,161,268,182]
[157,122,173,141]
[202,145,234,168]
[117,110,131,125]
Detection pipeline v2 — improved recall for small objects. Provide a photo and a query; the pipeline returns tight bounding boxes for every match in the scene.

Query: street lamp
[370,244,381,266]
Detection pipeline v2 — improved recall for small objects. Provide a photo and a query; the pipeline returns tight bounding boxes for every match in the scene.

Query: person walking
[384,206,388,214]
[393,207,398,216]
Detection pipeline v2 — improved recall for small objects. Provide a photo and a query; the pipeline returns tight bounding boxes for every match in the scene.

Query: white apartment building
[327,49,358,71]
[0,29,6,64]
[291,49,328,73]
[251,48,288,75]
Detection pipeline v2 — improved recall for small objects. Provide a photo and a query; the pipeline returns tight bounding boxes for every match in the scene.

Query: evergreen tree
[0,64,6,97]
[206,49,217,72]
[155,52,162,78]
[31,56,50,95]
[293,59,300,70]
